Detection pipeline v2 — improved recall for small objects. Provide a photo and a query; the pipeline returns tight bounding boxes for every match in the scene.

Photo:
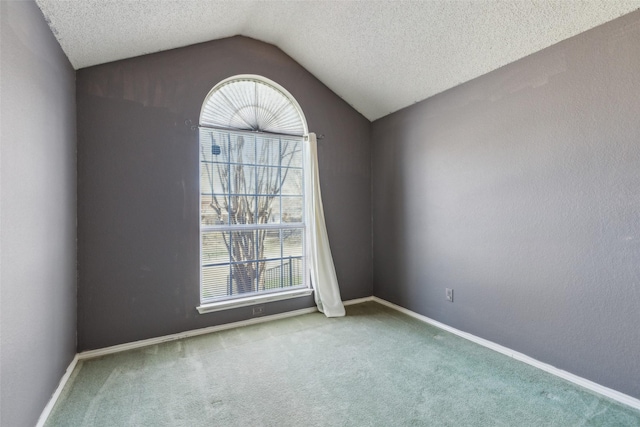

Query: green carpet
[46,302,640,426]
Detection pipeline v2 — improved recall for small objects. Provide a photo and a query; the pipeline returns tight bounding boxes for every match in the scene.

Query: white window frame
[197,76,312,314]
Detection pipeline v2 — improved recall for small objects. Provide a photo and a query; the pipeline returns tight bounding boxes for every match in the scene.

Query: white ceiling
[35,1,640,121]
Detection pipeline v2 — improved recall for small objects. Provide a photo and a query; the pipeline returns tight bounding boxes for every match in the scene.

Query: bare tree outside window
[200,130,304,300]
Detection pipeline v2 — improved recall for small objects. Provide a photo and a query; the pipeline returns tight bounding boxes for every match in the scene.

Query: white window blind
[201,78,306,137]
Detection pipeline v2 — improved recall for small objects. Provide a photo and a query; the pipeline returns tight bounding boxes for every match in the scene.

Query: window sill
[197,288,313,314]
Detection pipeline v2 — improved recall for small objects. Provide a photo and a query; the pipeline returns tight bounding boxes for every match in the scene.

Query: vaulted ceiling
[35,1,640,121]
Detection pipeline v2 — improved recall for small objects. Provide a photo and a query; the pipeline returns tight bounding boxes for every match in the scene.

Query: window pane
[281,168,303,196]
[200,129,230,164]
[229,229,257,264]
[201,162,228,195]
[260,229,281,260]
[231,261,257,295]
[229,194,255,225]
[282,196,303,223]
[259,259,282,291]
[282,228,303,258]
[230,133,256,165]
[202,265,231,300]
[201,195,228,226]
[202,231,230,265]
[256,137,281,166]
[257,195,280,224]
[282,257,304,287]
[230,164,256,195]
[255,165,280,195]
[281,139,302,168]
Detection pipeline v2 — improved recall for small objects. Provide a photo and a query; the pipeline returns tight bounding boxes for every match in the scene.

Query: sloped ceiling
[35,1,640,121]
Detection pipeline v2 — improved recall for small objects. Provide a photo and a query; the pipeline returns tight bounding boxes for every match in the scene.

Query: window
[198,76,311,312]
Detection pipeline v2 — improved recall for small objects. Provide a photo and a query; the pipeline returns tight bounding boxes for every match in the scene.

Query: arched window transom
[200,75,307,136]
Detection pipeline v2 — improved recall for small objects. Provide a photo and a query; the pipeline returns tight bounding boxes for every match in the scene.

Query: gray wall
[76,36,371,351]
[0,2,77,426]
[372,11,640,399]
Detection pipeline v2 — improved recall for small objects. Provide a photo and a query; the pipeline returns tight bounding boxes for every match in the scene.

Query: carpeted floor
[46,302,640,426]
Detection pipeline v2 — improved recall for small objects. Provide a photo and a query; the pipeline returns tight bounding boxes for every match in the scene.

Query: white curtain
[304,133,346,317]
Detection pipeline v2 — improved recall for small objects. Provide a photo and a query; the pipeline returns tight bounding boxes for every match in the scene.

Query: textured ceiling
[35,1,640,121]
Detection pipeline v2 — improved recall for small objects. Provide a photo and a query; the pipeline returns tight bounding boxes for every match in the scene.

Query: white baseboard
[79,297,372,360]
[343,296,374,306]
[78,306,320,360]
[36,354,79,427]
[371,296,640,411]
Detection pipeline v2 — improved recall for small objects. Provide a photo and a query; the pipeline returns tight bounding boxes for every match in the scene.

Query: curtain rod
[192,121,325,140]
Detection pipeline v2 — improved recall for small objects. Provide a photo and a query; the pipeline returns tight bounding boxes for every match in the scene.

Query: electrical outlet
[252,305,265,316]
[446,288,453,302]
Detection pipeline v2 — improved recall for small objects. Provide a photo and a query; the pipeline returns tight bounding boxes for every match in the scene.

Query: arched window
[197,75,311,310]
[200,75,307,136]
